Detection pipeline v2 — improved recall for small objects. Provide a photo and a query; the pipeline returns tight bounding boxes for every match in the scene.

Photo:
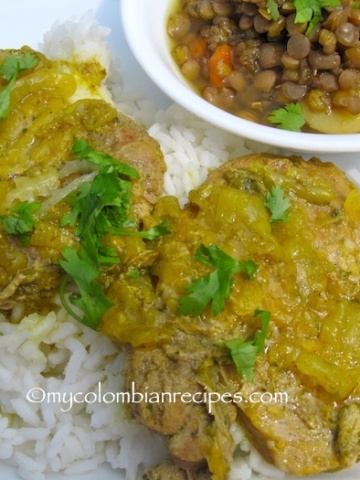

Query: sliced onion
[40,171,97,215]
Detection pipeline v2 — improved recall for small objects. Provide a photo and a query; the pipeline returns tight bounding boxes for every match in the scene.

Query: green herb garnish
[267,0,280,20]
[265,185,291,223]
[293,0,341,34]
[223,309,271,381]
[179,243,258,317]
[0,201,40,245]
[268,103,305,132]
[112,219,171,240]
[126,268,142,280]
[59,248,113,329]
[0,51,39,120]
[71,139,140,179]
[60,140,170,329]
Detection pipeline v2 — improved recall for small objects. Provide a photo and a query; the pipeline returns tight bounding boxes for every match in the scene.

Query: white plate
[0,1,360,479]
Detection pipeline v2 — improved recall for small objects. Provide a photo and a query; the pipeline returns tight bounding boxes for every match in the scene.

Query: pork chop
[0,48,165,313]
[103,153,360,478]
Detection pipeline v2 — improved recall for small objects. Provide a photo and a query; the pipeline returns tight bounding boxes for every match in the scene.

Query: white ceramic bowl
[121,0,360,154]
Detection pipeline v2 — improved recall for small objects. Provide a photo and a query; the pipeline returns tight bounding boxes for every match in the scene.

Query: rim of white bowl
[121,0,360,154]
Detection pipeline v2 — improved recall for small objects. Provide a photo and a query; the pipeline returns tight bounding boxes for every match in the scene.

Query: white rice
[0,12,281,480]
[116,98,274,207]
[0,306,167,480]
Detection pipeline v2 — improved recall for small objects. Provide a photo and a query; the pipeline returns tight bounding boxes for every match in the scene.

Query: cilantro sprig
[59,248,113,329]
[0,201,40,245]
[223,309,271,381]
[0,51,38,120]
[268,103,305,132]
[60,140,170,329]
[266,0,341,34]
[71,139,140,179]
[179,243,258,317]
[293,0,341,34]
[265,185,291,223]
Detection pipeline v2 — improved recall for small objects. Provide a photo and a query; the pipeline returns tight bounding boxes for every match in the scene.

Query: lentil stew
[167,0,360,133]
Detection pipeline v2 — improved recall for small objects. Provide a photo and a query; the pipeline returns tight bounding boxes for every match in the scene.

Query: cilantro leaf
[265,185,291,223]
[179,270,221,317]
[0,51,38,80]
[268,103,305,132]
[223,310,271,381]
[1,201,40,245]
[224,339,258,382]
[267,0,280,20]
[0,51,38,120]
[135,219,171,240]
[179,243,258,317]
[113,219,171,240]
[0,81,15,120]
[72,139,140,179]
[293,0,341,34]
[294,0,317,24]
[253,308,271,352]
[126,268,142,279]
[61,169,133,239]
[59,247,113,330]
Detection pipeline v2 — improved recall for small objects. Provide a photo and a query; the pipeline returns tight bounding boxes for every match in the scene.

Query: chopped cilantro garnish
[60,141,170,329]
[266,0,341,32]
[265,185,291,223]
[293,0,341,34]
[59,248,113,330]
[0,201,40,245]
[0,51,38,120]
[71,139,140,180]
[223,309,271,381]
[268,103,305,132]
[61,164,134,242]
[267,0,280,20]
[179,243,258,317]
[113,219,171,240]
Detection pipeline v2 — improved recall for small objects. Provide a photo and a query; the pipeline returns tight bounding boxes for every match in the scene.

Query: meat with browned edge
[106,153,360,479]
[0,48,165,312]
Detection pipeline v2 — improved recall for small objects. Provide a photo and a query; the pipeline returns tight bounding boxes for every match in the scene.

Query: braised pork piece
[101,154,360,478]
[0,47,165,313]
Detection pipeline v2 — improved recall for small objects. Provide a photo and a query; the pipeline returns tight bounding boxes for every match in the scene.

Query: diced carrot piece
[209,44,233,88]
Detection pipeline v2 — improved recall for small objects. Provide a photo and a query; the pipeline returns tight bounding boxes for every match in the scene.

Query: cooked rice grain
[0,309,167,480]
